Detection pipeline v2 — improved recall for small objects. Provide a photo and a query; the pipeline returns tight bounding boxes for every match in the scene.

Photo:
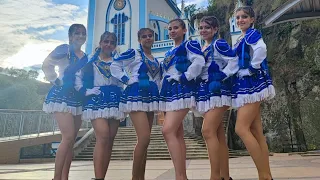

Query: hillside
[0,74,51,110]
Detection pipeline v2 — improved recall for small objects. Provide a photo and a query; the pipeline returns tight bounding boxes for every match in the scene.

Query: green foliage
[2,67,40,79]
[185,4,199,18]
[0,74,51,110]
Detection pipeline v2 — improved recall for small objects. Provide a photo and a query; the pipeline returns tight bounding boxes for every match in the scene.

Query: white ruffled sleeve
[42,56,60,82]
[250,39,267,69]
[184,42,205,80]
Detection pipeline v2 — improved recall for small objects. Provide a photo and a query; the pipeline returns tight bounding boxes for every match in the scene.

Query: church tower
[86,0,138,54]
[86,0,195,59]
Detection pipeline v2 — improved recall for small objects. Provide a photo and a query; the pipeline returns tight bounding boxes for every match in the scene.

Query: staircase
[74,125,250,161]
[75,125,208,160]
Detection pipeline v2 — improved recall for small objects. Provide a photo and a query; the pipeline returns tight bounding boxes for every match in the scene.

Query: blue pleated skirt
[82,85,125,121]
[196,78,232,113]
[43,86,83,116]
[120,81,159,112]
[231,69,275,107]
[159,76,197,111]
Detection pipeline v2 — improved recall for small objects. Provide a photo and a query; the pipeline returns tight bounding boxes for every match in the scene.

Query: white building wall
[93,0,142,53]
[90,0,182,57]
[229,17,242,47]
[147,0,178,20]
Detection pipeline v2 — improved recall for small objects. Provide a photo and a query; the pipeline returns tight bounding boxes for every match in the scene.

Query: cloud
[0,0,87,68]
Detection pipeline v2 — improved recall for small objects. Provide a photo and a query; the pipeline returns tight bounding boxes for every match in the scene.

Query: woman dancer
[110,28,160,180]
[228,6,276,180]
[42,24,88,180]
[76,31,124,180]
[159,19,205,180]
[197,16,236,180]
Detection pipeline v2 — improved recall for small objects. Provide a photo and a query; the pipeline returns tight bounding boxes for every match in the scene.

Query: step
[91,139,205,143]
[74,156,210,161]
[74,125,222,161]
[86,142,206,147]
[301,154,320,157]
[75,154,209,159]
[83,146,209,151]
[77,152,209,157]
[78,149,208,155]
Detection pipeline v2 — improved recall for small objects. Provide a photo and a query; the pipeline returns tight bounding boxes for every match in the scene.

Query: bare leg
[61,115,82,180]
[162,109,189,180]
[251,108,272,180]
[202,107,228,180]
[130,112,151,180]
[217,118,230,180]
[139,112,154,179]
[53,113,78,180]
[177,123,186,172]
[105,119,119,174]
[91,118,111,179]
[235,102,271,180]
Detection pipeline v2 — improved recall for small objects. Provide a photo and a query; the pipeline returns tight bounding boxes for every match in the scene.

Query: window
[164,29,169,40]
[111,13,128,45]
[155,33,159,41]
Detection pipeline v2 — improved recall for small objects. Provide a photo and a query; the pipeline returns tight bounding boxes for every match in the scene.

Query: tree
[16,69,28,79]
[28,70,39,79]
[7,68,18,77]
[185,4,199,18]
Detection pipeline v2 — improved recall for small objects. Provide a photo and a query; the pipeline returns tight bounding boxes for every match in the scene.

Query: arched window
[111,13,128,45]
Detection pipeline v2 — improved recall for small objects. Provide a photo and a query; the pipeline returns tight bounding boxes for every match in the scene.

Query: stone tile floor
[0,153,319,180]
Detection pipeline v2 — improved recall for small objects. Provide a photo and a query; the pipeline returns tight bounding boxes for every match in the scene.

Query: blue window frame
[111,13,128,45]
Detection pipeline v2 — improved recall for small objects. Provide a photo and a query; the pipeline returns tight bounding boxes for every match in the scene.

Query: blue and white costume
[110,48,160,112]
[75,50,125,121]
[42,44,88,116]
[159,40,205,111]
[196,39,238,113]
[228,28,275,107]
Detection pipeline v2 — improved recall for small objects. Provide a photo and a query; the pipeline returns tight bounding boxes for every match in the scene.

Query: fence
[0,109,91,141]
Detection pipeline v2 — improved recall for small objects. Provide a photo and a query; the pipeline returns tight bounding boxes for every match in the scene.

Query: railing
[0,109,91,141]
[152,39,174,49]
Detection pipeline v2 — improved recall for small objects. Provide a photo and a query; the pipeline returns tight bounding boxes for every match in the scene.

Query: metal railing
[0,109,91,141]
[152,39,174,49]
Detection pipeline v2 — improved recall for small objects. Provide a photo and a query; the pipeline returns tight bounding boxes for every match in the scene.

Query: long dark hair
[236,6,255,27]
[137,28,154,40]
[68,24,86,45]
[200,16,220,40]
[99,31,117,44]
[169,19,186,40]
[94,31,117,58]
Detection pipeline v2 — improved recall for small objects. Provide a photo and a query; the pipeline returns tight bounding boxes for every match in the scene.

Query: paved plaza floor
[0,154,319,180]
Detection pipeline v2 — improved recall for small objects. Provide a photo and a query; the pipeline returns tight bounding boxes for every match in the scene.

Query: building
[86,0,196,60]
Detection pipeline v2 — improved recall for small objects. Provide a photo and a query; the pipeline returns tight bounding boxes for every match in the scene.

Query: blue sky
[0,0,207,73]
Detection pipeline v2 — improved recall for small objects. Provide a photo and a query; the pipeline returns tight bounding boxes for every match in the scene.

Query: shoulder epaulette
[114,49,135,61]
[215,39,236,57]
[186,40,202,55]
[245,28,262,45]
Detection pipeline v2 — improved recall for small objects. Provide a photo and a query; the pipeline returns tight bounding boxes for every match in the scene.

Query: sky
[0,0,208,72]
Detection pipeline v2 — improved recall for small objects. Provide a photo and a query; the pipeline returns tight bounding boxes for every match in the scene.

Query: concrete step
[74,155,211,161]
[77,151,209,156]
[89,139,205,144]
[86,142,206,147]
[74,125,237,161]
[82,146,209,151]
[301,154,320,157]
